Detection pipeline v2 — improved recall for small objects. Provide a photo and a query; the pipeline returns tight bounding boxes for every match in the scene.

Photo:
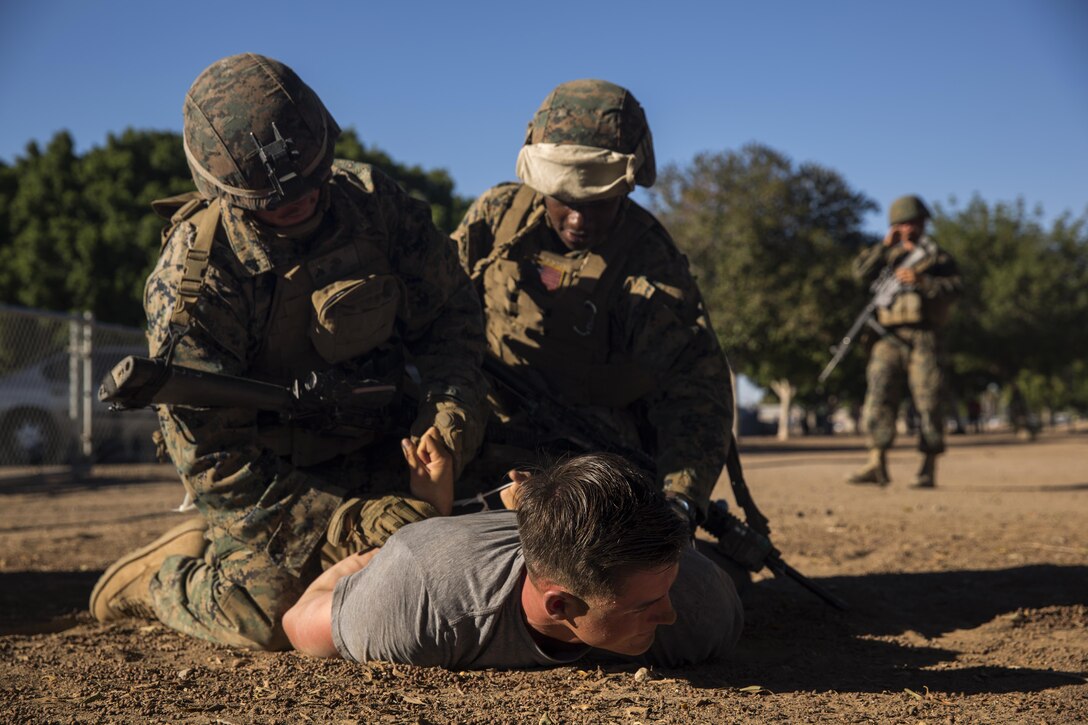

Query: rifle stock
[99,355,401,435]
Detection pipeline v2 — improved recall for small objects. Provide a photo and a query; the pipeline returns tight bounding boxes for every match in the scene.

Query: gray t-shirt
[332,510,743,669]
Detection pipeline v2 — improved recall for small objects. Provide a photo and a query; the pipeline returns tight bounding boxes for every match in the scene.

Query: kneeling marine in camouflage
[90,53,487,650]
[453,79,734,526]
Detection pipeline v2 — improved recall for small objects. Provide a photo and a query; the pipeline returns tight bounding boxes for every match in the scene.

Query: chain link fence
[0,304,159,466]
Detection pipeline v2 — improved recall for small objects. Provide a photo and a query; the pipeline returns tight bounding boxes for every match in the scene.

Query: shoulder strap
[471,185,544,282]
[494,185,539,247]
[169,201,221,330]
[150,191,205,222]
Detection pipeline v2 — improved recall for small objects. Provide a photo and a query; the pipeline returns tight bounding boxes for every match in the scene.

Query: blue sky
[2,0,1085,237]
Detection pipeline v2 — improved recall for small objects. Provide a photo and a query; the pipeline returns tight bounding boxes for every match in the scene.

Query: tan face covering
[516,143,643,202]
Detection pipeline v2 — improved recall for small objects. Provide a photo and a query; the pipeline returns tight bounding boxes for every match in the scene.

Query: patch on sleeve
[630,276,684,305]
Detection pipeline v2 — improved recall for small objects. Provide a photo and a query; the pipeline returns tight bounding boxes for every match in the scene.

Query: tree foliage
[335,130,472,232]
[0,128,472,326]
[0,130,192,326]
[650,143,878,416]
[933,196,1088,413]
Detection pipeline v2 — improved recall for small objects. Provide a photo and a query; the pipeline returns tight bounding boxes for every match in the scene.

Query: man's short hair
[516,453,689,600]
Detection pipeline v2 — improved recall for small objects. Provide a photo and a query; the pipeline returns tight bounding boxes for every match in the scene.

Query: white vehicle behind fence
[0,305,160,466]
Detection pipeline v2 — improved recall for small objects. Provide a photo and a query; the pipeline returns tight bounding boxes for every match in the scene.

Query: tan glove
[411,397,483,478]
[326,494,439,553]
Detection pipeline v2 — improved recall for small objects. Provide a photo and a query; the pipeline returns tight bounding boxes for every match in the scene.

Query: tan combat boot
[911,453,937,489]
[846,448,889,486]
[89,517,206,622]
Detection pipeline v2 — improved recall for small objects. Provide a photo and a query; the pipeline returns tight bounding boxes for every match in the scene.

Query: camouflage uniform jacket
[145,160,486,576]
[853,236,962,330]
[453,183,733,511]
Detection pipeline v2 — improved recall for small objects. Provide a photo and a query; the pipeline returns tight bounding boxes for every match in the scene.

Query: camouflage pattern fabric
[853,236,962,328]
[526,79,655,188]
[142,161,486,650]
[853,236,961,455]
[183,53,340,211]
[861,330,945,453]
[453,183,733,516]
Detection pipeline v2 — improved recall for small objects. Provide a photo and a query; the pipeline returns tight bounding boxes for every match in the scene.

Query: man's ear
[543,589,586,622]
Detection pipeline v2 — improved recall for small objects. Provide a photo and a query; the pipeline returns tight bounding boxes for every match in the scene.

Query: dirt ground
[1,429,1085,724]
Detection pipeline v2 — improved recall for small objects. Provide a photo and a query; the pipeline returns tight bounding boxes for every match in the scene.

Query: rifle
[818,241,933,384]
[99,355,404,437]
[483,355,846,609]
[702,501,848,610]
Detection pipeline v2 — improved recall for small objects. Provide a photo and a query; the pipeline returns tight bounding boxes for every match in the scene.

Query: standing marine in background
[452,79,734,526]
[848,195,961,488]
[89,53,487,649]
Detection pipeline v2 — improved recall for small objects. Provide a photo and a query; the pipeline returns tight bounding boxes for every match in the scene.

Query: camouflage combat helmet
[183,53,341,210]
[525,79,656,187]
[888,195,931,225]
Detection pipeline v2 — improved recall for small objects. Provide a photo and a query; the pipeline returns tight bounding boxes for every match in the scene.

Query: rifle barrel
[766,557,850,611]
[818,302,876,384]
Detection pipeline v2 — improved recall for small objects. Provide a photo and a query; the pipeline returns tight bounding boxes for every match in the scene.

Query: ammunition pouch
[310,274,402,365]
[877,291,924,327]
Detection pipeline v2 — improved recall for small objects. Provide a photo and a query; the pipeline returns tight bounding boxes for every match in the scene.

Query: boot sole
[845,476,890,486]
[89,517,206,622]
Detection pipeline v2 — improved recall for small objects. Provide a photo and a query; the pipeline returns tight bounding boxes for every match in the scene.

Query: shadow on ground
[739,431,1083,456]
[0,570,99,635]
[0,465,175,496]
[675,564,1087,694]
[2,565,1084,694]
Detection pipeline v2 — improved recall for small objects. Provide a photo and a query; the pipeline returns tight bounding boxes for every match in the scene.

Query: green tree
[335,128,472,233]
[650,143,877,438]
[0,128,473,326]
[934,196,1088,417]
[0,130,193,325]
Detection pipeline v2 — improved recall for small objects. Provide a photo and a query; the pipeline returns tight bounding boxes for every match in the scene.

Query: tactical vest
[153,190,402,467]
[875,237,947,329]
[476,186,657,409]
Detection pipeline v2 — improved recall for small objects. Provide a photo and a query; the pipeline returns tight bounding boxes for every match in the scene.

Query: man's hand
[403,426,454,516]
[894,267,918,285]
[666,492,698,534]
[499,469,531,510]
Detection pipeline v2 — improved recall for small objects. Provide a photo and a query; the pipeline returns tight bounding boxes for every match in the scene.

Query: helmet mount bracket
[250,122,301,206]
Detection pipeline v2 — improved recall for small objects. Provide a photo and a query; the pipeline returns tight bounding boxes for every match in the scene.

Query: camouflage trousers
[861,328,946,454]
[147,443,409,651]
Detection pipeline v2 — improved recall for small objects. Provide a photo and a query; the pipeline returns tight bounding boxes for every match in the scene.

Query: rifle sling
[865,317,912,351]
[725,439,771,536]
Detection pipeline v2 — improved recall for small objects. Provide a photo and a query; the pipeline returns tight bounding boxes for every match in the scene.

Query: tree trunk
[771,379,794,441]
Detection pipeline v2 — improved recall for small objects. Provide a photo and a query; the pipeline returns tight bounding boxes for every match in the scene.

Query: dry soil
[1,429,1085,723]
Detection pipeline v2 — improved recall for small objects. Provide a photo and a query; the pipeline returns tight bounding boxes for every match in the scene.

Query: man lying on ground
[283,452,743,669]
